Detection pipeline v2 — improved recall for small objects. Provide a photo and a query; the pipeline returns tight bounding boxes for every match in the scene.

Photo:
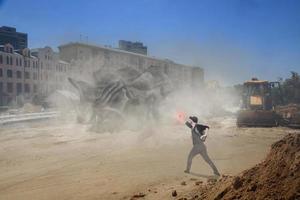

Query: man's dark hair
[189,116,198,123]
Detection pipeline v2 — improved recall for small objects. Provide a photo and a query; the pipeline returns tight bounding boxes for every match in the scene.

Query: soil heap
[196,133,300,200]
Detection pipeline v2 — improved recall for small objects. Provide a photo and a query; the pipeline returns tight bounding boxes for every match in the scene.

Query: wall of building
[58,42,204,89]
[0,44,71,106]
[0,44,38,106]
[32,46,71,97]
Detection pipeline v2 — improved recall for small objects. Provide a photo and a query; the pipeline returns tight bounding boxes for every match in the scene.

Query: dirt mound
[199,133,300,200]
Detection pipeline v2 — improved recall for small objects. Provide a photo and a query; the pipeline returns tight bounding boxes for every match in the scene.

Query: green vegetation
[281,71,300,104]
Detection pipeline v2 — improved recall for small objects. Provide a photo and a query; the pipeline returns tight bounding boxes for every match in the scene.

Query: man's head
[189,116,198,125]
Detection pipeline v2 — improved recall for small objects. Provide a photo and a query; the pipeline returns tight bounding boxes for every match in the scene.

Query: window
[33,84,37,93]
[19,59,22,66]
[17,83,22,95]
[25,72,30,79]
[0,82,2,92]
[16,58,18,66]
[17,71,22,79]
[33,72,37,80]
[25,84,30,93]
[10,57,13,65]
[7,69,13,78]
[6,56,9,64]
[0,55,2,64]
[7,82,13,93]
[0,68,2,77]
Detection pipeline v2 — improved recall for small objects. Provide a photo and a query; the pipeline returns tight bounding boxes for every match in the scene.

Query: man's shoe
[184,170,190,174]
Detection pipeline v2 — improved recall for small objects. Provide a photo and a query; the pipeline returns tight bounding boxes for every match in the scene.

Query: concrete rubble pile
[68,66,173,132]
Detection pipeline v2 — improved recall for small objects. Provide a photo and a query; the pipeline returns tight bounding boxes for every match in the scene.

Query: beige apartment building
[0,40,204,106]
[59,42,204,88]
[0,44,39,106]
[31,46,71,97]
[0,44,70,106]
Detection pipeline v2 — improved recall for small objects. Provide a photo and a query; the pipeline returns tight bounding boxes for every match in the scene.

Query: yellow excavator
[237,78,281,127]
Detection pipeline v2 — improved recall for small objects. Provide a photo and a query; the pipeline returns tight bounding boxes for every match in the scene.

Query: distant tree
[282,71,300,104]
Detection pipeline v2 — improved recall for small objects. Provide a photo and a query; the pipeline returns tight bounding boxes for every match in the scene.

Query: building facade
[0,44,70,106]
[0,26,27,50]
[31,47,71,97]
[118,40,147,55]
[0,44,38,106]
[58,42,204,89]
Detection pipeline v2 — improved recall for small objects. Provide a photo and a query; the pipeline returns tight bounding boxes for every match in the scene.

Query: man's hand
[200,135,207,141]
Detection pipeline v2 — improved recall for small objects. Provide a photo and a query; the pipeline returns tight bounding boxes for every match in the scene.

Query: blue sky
[0,0,299,85]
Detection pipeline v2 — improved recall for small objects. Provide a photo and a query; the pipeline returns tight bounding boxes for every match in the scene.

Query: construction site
[0,66,299,200]
[1,1,300,200]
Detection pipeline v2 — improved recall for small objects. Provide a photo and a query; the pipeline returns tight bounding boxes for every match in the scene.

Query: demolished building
[58,42,204,132]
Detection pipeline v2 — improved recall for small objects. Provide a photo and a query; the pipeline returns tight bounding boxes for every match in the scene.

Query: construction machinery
[276,104,300,129]
[237,78,281,127]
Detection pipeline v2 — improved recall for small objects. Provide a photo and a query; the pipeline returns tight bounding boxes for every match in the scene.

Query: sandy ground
[0,117,292,200]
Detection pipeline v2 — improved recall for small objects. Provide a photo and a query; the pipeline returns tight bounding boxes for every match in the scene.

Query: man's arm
[198,124,209,130]
[203,125,209,129]
[199,125,209,141]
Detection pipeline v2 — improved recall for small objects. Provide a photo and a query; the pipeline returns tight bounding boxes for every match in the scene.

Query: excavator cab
[237,78,280,127]
[241,78,278,110]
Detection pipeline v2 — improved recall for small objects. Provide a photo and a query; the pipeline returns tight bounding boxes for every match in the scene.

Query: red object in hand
[176,111,186,124]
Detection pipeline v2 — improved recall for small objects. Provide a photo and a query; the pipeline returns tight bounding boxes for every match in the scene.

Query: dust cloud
[45,54,242,150]
[1,56,292,200]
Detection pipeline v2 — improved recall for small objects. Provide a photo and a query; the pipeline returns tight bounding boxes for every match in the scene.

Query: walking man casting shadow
[184,116,220,176]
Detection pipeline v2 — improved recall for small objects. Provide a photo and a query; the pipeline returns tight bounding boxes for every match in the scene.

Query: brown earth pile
[195,133,300,200]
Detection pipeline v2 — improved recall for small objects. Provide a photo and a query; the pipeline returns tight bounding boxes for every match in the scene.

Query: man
[184,116,220,176]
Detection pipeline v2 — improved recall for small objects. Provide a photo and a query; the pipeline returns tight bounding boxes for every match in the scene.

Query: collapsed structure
[59,42,204,132]
[69,66,172,132]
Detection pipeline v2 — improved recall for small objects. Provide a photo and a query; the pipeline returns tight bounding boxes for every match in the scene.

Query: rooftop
[58,42,189,66]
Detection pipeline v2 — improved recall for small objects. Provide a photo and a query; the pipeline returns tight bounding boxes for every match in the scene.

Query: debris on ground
[195,181,203,186]
[171,190,177,197]
[181,181,187,186]
[130,192,146,199]
[194,133,300,200]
